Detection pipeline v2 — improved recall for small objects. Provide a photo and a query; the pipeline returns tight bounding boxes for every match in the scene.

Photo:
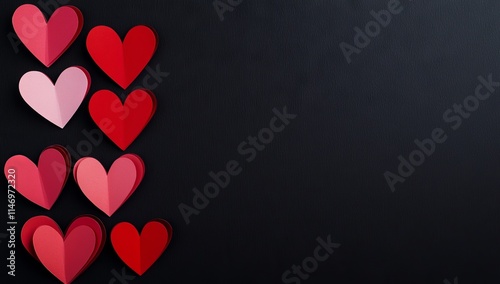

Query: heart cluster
[22,216,172,284]
[4,147,171,282]
[4,146,144,216]
[9,4,171,283]
[14,4,159,150]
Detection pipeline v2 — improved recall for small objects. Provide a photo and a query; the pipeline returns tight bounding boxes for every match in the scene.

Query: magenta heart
[12,4,83,67]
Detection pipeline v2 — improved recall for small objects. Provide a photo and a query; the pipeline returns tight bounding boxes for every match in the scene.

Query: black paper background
[1,0,500,283]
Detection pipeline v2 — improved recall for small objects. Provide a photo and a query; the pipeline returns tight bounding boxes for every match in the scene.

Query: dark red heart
[86,25,158,89]
[88,89,157,150]
[111,220,172,275]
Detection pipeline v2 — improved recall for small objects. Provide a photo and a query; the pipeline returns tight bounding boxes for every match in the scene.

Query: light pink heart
[19,66,90,128]
[74,156,142,217]
[12,4,83,67]
[33,225,95,284]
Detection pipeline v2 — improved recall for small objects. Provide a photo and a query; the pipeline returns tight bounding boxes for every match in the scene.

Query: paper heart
[65,215,107,266]
[4,145,71,209]
[111,220,172,275]
[21,216,105,266]
[19,66,91,128]
[21,216,59,261]
[88,89,157,150]
[34,226,94,284]
[86,25,158,89]
[74,154,145,216]
[22,215,105,284]
[12,5,83,67]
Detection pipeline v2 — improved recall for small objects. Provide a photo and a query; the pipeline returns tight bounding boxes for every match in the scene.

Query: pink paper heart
[4,147,70,210]
[21,216,60,260]
[19,66,90,128]
[74,155,144,216]
[12,4,83,67]
[33,225,95,284]
[66,215,106,267]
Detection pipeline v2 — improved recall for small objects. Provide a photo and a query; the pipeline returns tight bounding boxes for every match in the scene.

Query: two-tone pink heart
[21,215,105,284]
[74,154,145,216]
[4,145,71,210]
[12,4,83,67]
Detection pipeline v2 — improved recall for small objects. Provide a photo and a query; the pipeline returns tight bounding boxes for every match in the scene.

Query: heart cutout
[12,5,83,67]
[88,89,156,150]
[21,216,59,261]
[4,145,71,209]
[74,154,145,216]
[86,25,158,89]
[19,66,91,128]
[111,220,172,275]
[22,215,105,284]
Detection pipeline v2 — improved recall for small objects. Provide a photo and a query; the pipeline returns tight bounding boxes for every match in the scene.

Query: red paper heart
[86,25,158,89]
[111,220,172,275]
[88,89,157,150]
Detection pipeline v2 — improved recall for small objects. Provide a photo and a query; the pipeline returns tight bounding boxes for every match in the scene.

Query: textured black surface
[1,0,500,283]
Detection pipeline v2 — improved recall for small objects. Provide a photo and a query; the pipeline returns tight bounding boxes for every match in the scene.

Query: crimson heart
[111,220,172,275]
[88,89,157,150]
[86,25,158,89]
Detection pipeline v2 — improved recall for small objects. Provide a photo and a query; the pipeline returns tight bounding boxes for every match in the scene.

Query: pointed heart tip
[131,268,143,276]
[41,204,52,210]
[117,145,128,151]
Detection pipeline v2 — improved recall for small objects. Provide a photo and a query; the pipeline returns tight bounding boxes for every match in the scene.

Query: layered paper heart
[19,66,91,128]
[74,154,145,216]
[21,215,105,284]
[111,220,172,275]
[87,25,158,89]
[4,145,70,210]
[89,89,157,150]
[12,5,83,67]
